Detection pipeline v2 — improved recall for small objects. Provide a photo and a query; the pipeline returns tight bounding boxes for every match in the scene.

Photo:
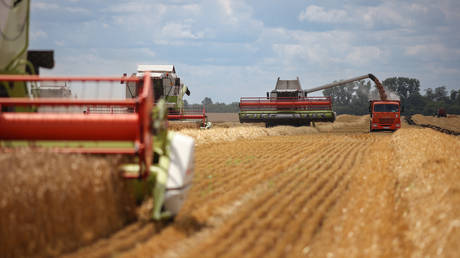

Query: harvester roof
[274,77,302,92]
[136,65,177,78]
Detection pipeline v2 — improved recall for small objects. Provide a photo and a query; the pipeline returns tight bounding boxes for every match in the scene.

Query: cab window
[374,104,399,112]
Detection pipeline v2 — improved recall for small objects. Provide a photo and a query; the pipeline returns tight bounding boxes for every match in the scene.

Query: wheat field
[1,115,459,258]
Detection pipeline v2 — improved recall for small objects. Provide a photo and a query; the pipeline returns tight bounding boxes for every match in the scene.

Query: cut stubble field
[1,115,459,258]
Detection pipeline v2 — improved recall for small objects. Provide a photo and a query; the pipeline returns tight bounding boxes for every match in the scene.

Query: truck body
[369,100,401,131]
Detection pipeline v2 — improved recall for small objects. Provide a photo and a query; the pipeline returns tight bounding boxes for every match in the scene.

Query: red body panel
[0,113,139,141]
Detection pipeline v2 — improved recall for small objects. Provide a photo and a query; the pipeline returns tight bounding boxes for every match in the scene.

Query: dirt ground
[1,115,459,258]
[206,113,239,123]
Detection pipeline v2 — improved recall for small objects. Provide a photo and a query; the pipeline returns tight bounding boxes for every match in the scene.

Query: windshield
[374,104,399,112]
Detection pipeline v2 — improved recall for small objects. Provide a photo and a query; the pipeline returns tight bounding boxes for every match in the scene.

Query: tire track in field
[286,137,373,257]
[266,141,369,258]
[224,141,359,258]
[119,135,339,258]
[181,136,369,258]
[205,140,350,252]
[183,137,331,220]
[236,140,366,258]
[193,137,348,232]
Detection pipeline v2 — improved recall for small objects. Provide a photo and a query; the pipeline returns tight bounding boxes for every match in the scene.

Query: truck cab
[369,100,401,132]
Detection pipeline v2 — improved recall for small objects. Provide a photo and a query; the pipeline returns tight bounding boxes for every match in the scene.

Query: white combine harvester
[125,65,209,128]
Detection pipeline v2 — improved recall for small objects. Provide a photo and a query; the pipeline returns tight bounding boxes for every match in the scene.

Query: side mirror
[175,78,180,86]
[266,92,269,99]
[401,105,405,113]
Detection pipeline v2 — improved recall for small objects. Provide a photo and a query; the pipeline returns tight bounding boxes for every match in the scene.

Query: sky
[29,0,460,103]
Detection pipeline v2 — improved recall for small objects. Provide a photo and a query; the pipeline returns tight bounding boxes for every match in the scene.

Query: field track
[1,115,459,258]
[407,115,460,136]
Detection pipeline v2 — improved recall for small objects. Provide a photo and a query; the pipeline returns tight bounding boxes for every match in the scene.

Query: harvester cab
[268,77,306,100]
[126,65,184,109]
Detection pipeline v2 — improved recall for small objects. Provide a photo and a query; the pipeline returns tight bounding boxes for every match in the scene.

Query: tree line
[188,77,460,115]
[323,77,460,115]
[185,97,240,113]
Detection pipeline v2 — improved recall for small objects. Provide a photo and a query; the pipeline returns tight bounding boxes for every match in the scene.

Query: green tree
[382,77,420,101]
[433,86,448,102]
[322,81,355,105]
[201,97,213,106]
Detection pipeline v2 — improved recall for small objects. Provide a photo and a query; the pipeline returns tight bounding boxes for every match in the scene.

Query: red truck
[369,100,401,132]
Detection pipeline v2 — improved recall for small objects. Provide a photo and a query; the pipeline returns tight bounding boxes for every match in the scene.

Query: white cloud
[32,1,89,14]
[405,44,460,61]
[31,30,47,40]
[299,5,349,23]
[218,0,237,24]
[346,46,383,65]
[32,2,59,10]
[161,22,204,40]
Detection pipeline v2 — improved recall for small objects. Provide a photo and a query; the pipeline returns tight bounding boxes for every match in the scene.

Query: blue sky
[30,0,460,103]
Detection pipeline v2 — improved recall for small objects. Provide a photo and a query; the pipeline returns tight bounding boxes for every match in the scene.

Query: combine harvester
[239,74,401,131]
[0,2,194,220]
[124,65,210,128]
[0,74,195,220]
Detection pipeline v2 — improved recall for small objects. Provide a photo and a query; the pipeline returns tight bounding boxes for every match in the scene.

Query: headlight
[372,124,378,127]
[396,124,400,127]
